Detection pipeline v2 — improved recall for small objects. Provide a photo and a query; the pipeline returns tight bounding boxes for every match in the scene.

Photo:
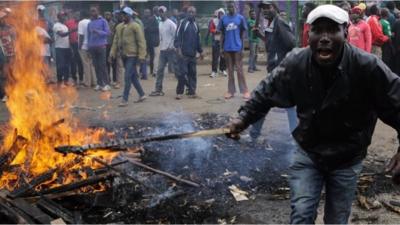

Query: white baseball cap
[37,5,45,11]
[122,6,134,16]
[306,4,349,25]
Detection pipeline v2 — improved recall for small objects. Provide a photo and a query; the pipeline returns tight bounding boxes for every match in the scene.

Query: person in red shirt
[367,4,389,57]
[301,2,316,47]
[348,7,372,52]
[65,11,83,86]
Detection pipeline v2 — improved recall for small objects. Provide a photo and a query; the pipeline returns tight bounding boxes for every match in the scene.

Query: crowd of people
[0,1,399,106]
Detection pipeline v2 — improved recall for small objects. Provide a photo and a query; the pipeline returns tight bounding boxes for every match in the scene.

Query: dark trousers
[70,43,83,82]
[106,44,117,82]
[122,56,145,101]
[382,42,394,70]
[211,40,226,72]
[147,45,155,74]
[177,55,197,95]
[89,46,110,87]
[55,48,71,84]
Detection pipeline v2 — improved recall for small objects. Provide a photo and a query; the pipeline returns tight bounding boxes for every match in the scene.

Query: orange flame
[0,2,116,191]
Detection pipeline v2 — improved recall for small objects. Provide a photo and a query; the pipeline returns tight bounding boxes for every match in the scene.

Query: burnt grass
[70,112,294,223]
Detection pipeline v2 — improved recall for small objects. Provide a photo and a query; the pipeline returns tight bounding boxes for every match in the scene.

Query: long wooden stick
[126,158,200,188]
[55,128,231,154]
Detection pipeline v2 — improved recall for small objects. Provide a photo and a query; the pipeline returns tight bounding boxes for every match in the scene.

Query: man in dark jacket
[174,6,203,99]
[226,5,400,224]
[248,1,297,143]
[143,8,159,77]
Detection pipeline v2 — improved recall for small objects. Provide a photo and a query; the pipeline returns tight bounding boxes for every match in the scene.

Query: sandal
[224,93,234,99]
[149,91,165,96]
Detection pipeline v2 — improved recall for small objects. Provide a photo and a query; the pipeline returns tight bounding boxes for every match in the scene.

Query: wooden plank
[8,198,53,224]
[0,133,28,176]
[36,173,115,196]
[37,197,76,224]
[0,197,34,224]
[8,168,57,198]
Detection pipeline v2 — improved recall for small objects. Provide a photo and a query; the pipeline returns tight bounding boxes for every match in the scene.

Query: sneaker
[80,83,88,88]
[248,69,254,73]
[187,94,201,99]
[222,70,228,76]
[102,85,111,92]
[113,83,121,89]
[1,96,7,102]
[175,94,183,100]
[224,92,234,99]
[210,72,217,78]
[134,95,147,103]
[118,100,128,107]
[149,91,165,96]
[94,85,101,91]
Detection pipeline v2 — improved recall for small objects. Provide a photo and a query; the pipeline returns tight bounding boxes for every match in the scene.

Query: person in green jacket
[380,7,393,69]
[109,7,147,107]
[247,9,260,73]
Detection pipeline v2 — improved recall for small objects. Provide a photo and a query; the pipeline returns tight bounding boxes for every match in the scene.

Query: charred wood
[0,133,28,176]
[37,197,77,224]
[8,198,52,224]
[8,168,57,198]
[36,172,115,196]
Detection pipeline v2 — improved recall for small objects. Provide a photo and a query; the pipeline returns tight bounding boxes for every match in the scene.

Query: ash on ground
[71,112,295,223]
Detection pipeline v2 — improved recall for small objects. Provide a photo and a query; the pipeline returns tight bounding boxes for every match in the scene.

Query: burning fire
[0,2,116,191]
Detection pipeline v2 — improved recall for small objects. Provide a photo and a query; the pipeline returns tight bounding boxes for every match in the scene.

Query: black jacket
[238,43,400,170]
[265,16,296,72]
[174,18,203,57]
[143,16,159,48]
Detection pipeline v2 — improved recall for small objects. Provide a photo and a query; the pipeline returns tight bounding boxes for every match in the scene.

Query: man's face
[250,11,256,19]
[159,10,166,20]
[262,4,277,20]
[122,13,130,23]
[218,11,224,18]
[90,7,98,18]
[187,7,196,18]
[173,9,179,17]
[350,13,360,23]
[105,13,112,21]
[227,3,235,15]
[309,18,346,67]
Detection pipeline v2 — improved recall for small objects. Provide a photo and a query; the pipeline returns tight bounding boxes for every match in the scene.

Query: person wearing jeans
[150,6,177,96]
[226,4,400,223]
[53,12,72,86]
[87,6,110,91]
[110,7,147,107]
[289,149,362,224]
[249,1,297,142]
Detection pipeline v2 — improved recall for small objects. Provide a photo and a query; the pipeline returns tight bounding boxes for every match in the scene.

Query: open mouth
[317,49,334,60]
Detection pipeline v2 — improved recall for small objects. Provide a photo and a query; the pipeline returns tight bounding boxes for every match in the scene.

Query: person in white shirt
[149,6,177,96]
[78,10,95,87]
[36,26,52,82]
[53,12,73,86]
